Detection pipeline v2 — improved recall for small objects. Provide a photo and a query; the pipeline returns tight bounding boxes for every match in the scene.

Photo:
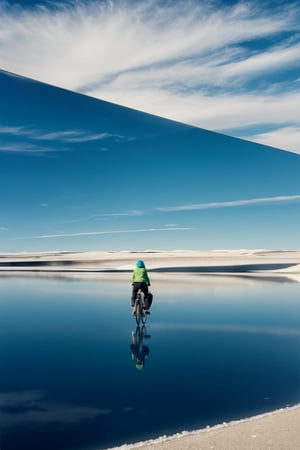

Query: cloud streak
[0,124,131,154]
[83,194,300,218]
[247,126,300,154]
[156,195,300,212]
[0,142,63,154]
[99,210,145,218]
[11,194,300,242]
[19,226,192,240]
[1,1,300,153]
[0,124,126,143]
[27,195,300,240]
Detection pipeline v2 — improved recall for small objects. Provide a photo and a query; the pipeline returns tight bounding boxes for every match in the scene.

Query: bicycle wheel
[135,326,141,346]
[141,325,147,338]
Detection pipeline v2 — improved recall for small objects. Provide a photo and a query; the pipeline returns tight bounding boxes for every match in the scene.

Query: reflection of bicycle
[133,289,148,325]
[130,325,150,370]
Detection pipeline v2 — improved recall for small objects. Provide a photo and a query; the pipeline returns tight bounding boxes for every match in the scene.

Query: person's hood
[136,260,145,268]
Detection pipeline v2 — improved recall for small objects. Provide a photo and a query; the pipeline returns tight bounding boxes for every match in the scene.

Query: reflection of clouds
[0,390,43,407]
[0,390,111,429]
[152,323,300,337]
[121,406,134,413]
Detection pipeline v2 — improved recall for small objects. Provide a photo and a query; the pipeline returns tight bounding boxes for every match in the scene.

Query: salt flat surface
[1,251,299,449]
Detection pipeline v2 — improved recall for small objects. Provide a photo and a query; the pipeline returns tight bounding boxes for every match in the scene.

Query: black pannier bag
[145,292,153,309]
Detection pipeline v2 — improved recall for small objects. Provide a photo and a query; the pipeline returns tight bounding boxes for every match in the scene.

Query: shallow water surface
[0,274,300,450]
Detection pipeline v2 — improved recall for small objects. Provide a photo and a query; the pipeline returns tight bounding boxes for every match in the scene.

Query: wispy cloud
[157,195,300,212]
[0,124,132,154]
[0,142,62,154]
[100,210,144,218]
[0,125,32,136]
[247,126,300,155]
[1,1,300,153]
[19,227,192,240]
[69,210,145,223]
[80,195,300,219]
[0,124,127,143]
[12,194,300,242]
[37,131,124,143]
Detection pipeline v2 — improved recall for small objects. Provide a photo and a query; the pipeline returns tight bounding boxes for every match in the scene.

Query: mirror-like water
[1,274,300,450]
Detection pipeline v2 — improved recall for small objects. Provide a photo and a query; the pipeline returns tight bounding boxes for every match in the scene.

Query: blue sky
[1,69,300,252]
[0,0,300,154]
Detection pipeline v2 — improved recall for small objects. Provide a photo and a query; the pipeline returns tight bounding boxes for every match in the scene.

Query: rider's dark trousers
[131,282,148,304]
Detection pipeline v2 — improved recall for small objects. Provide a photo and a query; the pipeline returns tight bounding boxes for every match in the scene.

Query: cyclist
[131,260,150,311]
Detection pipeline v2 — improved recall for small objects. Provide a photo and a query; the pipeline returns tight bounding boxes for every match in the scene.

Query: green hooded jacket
[132,267,150,285]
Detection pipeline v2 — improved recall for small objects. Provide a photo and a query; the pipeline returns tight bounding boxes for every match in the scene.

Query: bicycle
[133,289,148,325]
[130,325,150,370]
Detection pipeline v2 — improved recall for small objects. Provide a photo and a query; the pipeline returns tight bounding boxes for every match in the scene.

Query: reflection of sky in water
[0,276,300,450]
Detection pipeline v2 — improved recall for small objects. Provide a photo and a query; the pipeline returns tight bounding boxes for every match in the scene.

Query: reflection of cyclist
[131,260,150,307]
[130,327,150,370]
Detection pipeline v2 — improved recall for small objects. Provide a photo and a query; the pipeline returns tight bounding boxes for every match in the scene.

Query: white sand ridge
[0,250,300,281]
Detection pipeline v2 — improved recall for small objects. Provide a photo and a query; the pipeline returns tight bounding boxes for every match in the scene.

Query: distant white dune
[0,250,300,281]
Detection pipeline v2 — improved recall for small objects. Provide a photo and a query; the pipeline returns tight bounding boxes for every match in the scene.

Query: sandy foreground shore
[1,249,300,448]
[107,405,300,450]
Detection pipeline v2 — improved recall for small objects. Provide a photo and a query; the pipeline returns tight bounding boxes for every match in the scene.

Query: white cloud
[0,125,32,135]
[16,226,192,240]
[88,85,300,141]
[101,210,145,217]
[11,194,300,242]
[69,210,146,224]
[67,195,300,228]
[219,42,300,81]
[38,130,126,142]
[0,124,132,154]
[0,142,61,154]
[35,226,192,239]
[0,124,127,143]
[157,195,300,212]
[1,1,300,153]
[247,126,300,155]
[80,195,300,218]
